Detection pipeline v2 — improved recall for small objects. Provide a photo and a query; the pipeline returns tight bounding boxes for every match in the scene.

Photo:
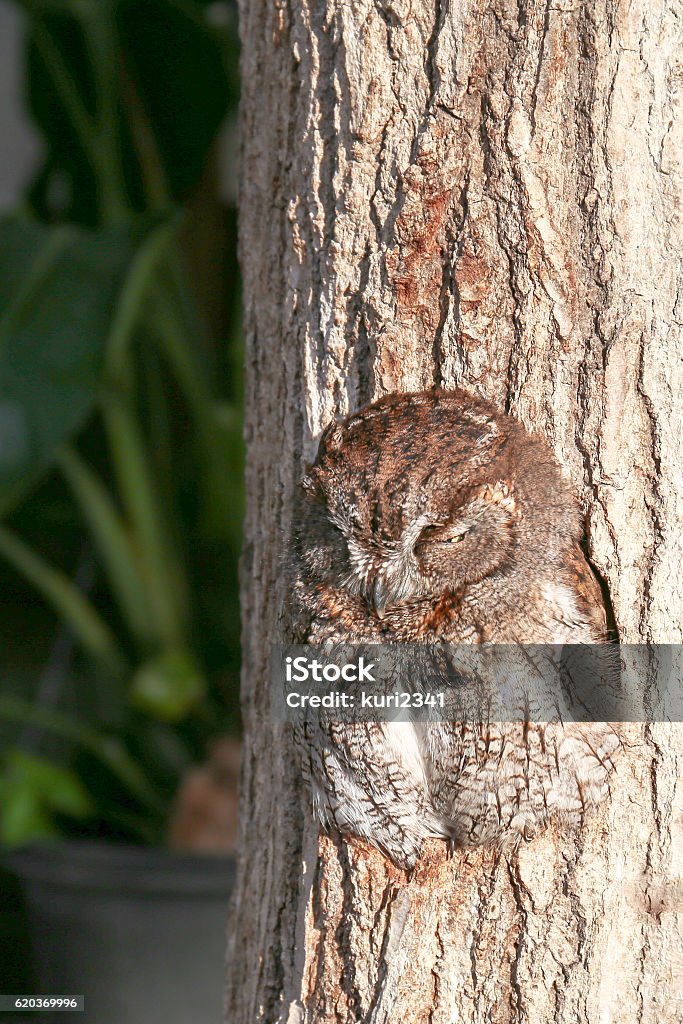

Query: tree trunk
[226,2,683,1021]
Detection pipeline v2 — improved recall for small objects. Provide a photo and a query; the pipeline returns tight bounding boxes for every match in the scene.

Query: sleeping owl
[289,389,620,869]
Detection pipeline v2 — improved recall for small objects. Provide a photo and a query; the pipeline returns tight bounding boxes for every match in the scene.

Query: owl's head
[300,390,579,618]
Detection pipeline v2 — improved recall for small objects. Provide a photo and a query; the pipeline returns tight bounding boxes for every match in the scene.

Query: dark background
[0,1,244,999]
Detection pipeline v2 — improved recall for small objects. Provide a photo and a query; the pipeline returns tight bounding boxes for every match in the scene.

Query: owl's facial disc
[335,485,518,618]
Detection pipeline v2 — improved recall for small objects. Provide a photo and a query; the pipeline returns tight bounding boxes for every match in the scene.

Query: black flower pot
[4,842,235,1024]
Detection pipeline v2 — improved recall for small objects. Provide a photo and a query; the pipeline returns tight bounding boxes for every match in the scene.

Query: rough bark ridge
[227,2,683,1021]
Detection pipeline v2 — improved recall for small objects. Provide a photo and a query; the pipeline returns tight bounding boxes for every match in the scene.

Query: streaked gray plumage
[290,390,620,870]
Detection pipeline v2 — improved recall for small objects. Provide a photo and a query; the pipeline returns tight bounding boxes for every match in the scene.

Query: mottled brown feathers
[290,389,619,869]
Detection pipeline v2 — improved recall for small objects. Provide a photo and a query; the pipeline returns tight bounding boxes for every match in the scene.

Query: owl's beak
[371,576,390,619]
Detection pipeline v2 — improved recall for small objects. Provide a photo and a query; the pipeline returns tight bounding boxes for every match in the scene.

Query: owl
[289,389,620,870]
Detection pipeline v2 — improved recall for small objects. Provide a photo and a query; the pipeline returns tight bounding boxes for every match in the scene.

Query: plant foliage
[0,0,242,847]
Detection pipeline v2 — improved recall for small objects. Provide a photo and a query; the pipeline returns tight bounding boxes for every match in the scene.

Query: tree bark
[226,2,683,1021]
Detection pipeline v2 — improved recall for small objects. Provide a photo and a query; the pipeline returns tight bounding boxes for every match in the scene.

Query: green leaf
[58,446,156,649]
[130,648,206,722]
[6,750,93,817]
[0,523,127,676]
[102,395,188,645]
[22,2,234,221]
[0,785,58,848]
[0,749,93,847]
[0,216,138,516]
[0,696,167,815]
